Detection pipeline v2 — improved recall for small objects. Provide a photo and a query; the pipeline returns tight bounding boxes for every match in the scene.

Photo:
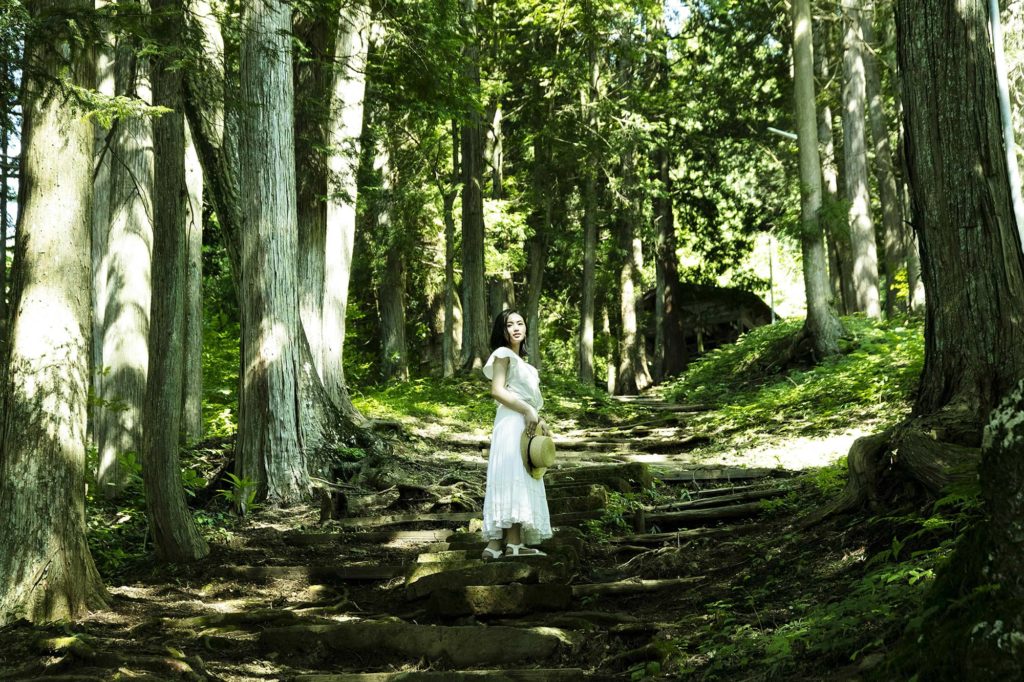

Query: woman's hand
[524,406,540,437]
[537,419,551,437]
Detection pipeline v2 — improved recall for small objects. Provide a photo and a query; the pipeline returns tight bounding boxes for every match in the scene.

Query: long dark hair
[490,309,528,357]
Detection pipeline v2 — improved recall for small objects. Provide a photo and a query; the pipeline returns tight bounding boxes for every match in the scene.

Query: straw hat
[520,432,556,479]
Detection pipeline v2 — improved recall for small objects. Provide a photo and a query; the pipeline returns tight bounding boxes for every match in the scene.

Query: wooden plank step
[259,621,576,667]
[646,487,790,512]
[644,501,766,527]
[214,564,402,582]
[655,467,792,482]
[293,669,587,681]
[334,511,479,529]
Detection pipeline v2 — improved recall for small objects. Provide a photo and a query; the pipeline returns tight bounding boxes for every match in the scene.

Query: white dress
[480,346,553,545]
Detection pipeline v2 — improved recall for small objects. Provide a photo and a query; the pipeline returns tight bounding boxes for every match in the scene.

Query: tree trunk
[526,142,550,369]
[379,243,409,382]
[0,0,107,625]
[841,0,882,318]
[579,165,597,387]
[294,10,332,404]
[181,119,204,443]
[443,121,458,378]
[792,0,843,357]
[236,0,307,504]
[654,144,686,377]
[814,17,848,314]
[459,0,489,370]
[603,301,617,394]
[862,15,904,318]
[322,1,370,417]
[891,2,1024,675]
[97,32,155,498]
[614,208,649,395]
[486,102,503,199]
[894,89,926,310]
[578,18,599,387]
[89,0,115,451]
[898,0,1024,424]
[144,0,209,562]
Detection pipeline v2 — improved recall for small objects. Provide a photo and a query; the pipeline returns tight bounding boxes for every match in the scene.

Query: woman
[480,309,553,558]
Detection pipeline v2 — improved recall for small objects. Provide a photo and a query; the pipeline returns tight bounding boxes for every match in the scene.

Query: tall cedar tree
[0,0,107,625]
[893,0,1024,676]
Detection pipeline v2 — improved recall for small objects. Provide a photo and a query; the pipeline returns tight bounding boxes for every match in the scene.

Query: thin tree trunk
[322,1,370,417]
[841,0,882,318]
[894,86,926,310]
[578,13,599,386]
[615,214,641,395]
[862,15,904,318]
[0,63,7,354]
[894,1,1024,675]
[89,0,115,451]
[654,144,686,377]
[814,16,846,313]
[144,0,209,561]
[460,0,489,369]
[0,0,107,624]
[526,141,550,368]
[98,30,155,498]
[793,0,843,356]
[487,102,503,199]
[181,120,203,443]
[603,301,616,394]
[442,121,458,378]
[378,243,409,382]
[237,0,307,504]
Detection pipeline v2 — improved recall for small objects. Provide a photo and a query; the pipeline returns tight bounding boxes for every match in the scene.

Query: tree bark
[526,141,550,369]
[841,0,881,318]
[892,4,1024,672]
[898,0,1024,425]
[577,14,599,387]
[144,0,209,562]
[89,0,116,451]
[459,0,489,369]
[236,0,307,504]
[862,15,904,318]
[0,0,107,624]
[792,0,843,357]
[181,119,204,443]
[322,1,370,417]
[379,243,409,382]
[443,120,459,378]
[97,29,155,498]
[813,17,850,314]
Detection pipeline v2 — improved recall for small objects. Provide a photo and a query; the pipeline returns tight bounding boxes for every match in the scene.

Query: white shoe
[504,543,546,557]
[481,546,503,560]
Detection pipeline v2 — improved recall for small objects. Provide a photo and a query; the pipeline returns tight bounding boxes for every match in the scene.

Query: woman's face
[505,313,526,344]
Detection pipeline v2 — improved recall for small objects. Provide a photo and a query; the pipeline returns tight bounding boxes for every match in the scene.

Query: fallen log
[646,487,789,512]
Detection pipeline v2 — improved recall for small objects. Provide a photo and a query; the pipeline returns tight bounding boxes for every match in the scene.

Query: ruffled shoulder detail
[483,346,520,380]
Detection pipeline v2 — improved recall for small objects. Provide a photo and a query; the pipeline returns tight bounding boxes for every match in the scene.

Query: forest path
[2,394,813,681]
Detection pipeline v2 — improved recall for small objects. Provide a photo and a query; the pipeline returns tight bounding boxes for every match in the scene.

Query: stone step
[214,564,401,583]
[405,562,538,600]
[545,483,611,500]
[547,462,653,491]
[293,671,588,682]
[285,529,453,546]
[259,620,576,667]
[549,492,606,515]
[427,583,573,617]
[334,511,479,529]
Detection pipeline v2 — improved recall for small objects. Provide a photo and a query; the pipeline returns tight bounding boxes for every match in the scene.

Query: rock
[427,584,573,617]
[258,621,575,667]
[547,492,607,515]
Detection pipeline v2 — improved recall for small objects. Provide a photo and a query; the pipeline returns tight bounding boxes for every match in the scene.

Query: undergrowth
[665,315,923,442]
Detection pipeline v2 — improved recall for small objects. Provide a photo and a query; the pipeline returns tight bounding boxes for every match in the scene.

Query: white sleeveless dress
[480,346,553,545]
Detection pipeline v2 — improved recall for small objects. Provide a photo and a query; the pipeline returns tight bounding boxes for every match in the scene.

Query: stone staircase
[7,396,799,681]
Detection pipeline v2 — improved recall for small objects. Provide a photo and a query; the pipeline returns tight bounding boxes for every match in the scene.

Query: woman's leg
[504,523,522,546]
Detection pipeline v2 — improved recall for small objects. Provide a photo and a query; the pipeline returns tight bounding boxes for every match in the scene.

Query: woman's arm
[489,357,540,433]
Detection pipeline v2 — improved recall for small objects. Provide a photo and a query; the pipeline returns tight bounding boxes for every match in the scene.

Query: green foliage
[217,472,259,516]
[666,316,924,442]
[676,482,982,678]
[201,319,240,438]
